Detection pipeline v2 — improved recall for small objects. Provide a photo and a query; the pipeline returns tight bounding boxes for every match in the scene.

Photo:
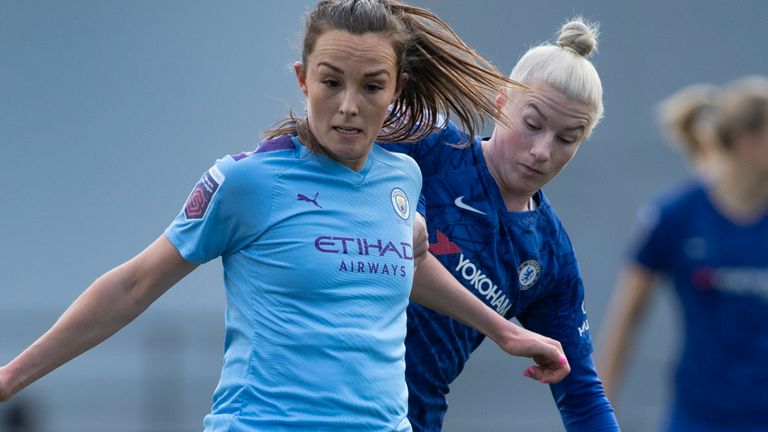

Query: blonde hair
[714,75,768,149]
[657,84,718,160]
[509,17,604,132]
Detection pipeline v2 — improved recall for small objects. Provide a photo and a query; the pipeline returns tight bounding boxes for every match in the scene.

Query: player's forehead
[307,30,398,78]
[517,85,592,131]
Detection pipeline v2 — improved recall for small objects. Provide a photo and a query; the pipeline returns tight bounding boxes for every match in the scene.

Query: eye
[364,83,384,93]
[525,120,541,131]
[322,79,341,89]
[557,136,577,144]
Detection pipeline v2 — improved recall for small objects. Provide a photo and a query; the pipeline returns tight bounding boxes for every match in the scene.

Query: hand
[494,325,570,384]
[412,213,429,269]
[0,366,13,403]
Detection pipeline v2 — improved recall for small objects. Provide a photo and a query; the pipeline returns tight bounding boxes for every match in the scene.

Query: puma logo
[297,192,322,208]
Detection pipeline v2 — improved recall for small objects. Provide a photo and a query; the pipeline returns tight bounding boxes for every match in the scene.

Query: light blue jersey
[165,135,421,431]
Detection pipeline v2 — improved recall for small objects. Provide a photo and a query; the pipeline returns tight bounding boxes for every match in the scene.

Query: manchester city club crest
[390,188,410,220]
[517,260,541,290]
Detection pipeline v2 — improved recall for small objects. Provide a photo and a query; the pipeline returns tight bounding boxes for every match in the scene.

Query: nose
[339,89,359,117]
[529,135,552,162]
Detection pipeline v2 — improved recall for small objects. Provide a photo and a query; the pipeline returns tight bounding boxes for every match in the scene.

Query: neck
[482,137,534,212]
[710,162,768,220]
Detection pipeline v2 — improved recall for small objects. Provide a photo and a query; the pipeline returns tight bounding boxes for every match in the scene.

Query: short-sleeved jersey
[380,122,593,430]
[165,135,422,432]
[630,180,768,429]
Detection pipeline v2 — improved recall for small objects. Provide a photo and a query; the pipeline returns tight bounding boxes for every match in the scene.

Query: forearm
[411,253,512,344]
[597,265,655,402]
[410,253,568,383]
[597,309,635,402]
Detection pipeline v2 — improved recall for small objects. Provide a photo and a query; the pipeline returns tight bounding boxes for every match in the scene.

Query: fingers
[522,353,570,384]
[495,323,570,384]
[521,364,567,384]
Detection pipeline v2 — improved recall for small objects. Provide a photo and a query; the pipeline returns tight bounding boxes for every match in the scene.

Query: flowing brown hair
[264,0,521,149]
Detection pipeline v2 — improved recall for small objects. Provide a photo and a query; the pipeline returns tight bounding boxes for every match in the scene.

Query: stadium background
[1,0,766,430]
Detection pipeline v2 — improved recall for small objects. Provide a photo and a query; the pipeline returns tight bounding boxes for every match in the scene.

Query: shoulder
[535,191,568,229]
[234,135,298,164]
[207,135,300,191]
[428,118,470,146]
[377,118,471,158]
[374,144,418,167]
[645,179,706,222]
[629,179,705,248]
[654,178,703,206]
[222,135,298,169]
[372,145,421,179]
[418,118,472,157]
[533,191,579,252]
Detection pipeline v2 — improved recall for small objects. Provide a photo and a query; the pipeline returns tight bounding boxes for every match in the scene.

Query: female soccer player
[382,17,619,431]
[600,76,768,431]
[0,1,569,430]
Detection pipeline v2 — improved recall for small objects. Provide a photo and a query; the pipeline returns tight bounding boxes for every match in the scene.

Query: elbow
[99,262,155,318]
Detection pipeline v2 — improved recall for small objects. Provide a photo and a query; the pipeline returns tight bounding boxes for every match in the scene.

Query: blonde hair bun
[557,18,598,57]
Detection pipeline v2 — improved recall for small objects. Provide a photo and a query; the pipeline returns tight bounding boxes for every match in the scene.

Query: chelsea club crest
[391,188,410,220]
[518,260,541,290]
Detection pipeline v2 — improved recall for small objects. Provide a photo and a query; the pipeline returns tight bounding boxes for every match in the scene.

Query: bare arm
[597,264,656,403]
[0,235,196,402]
[412,212,428,269]
[411,253,570,384]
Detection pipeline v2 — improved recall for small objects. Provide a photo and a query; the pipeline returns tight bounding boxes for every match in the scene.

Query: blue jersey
[631,180,768,430]
[165,135,422,431]
[380,121,617,431]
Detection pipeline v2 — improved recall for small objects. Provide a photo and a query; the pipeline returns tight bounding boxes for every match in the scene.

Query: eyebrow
[529,103,548,121]
[317,61,391,78]
[528,102,586,132]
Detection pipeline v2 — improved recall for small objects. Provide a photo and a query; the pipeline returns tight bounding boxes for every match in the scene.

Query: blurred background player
[599,76,768,431]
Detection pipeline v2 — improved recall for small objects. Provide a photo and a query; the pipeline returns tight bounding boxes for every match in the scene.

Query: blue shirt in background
[631,180,768,431]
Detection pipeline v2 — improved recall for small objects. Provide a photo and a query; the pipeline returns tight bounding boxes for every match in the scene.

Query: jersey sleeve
[550,354,620,431]
[416,193,427,218]
[377,117,468,169]
[627,200,674,273]
[164,156,269,264]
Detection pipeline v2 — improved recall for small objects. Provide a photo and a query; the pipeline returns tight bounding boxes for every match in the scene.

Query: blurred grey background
[1,1,766,431]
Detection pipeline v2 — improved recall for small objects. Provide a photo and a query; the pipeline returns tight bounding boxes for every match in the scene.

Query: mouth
[333,126,363,136]
[520,163,544,175]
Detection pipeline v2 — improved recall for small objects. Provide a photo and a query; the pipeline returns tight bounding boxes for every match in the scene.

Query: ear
[294,61,308,97]
[495,86,508,111]
[392,72,409,103]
